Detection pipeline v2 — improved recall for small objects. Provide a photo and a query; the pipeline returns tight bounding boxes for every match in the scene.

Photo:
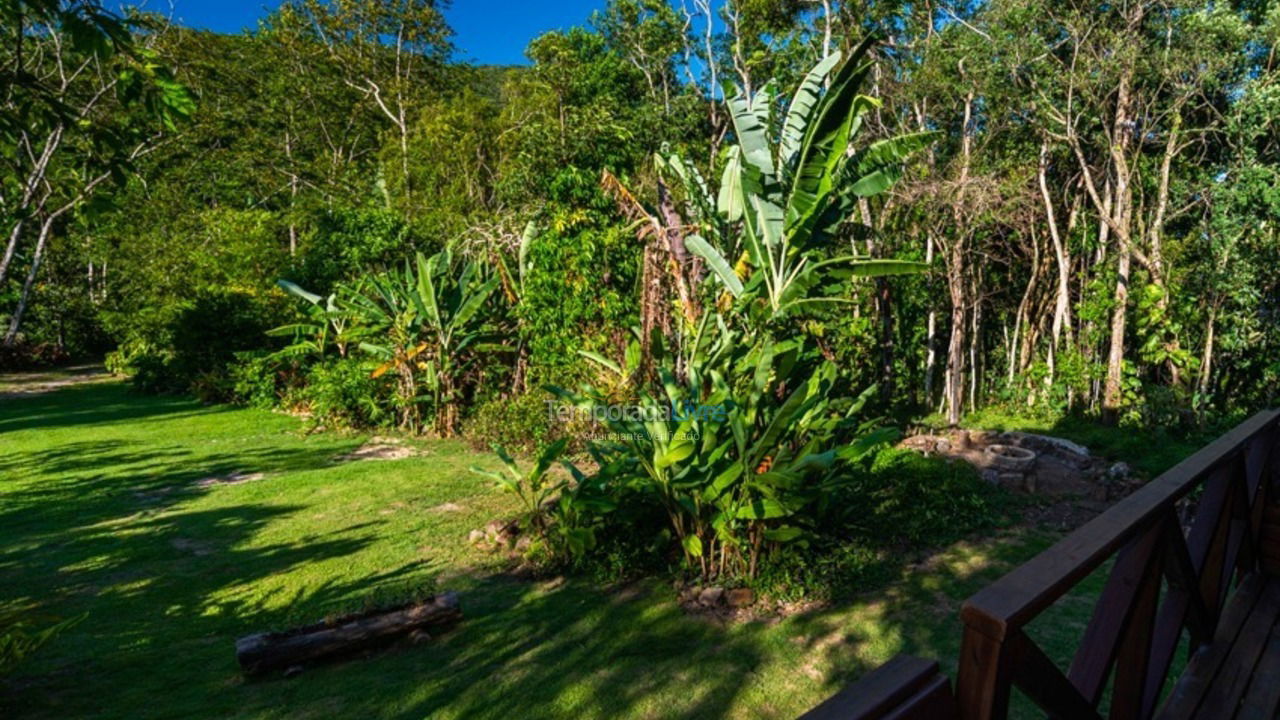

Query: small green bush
[295,356,394,430]
[752,540,891,604]
[463,392,560,454]
[227,352,299,409]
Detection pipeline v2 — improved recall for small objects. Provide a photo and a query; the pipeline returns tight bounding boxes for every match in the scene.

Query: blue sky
[159,0,608,66]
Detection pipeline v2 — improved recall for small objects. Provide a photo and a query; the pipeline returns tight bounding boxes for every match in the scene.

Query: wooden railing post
[955,620,1011,720]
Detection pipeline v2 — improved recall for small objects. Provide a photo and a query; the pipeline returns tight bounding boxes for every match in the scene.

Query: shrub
[295,356,394,429]
[463,391,562,454]
[0,341,71,370]
[107,288,283,397]
[227,352,299,409]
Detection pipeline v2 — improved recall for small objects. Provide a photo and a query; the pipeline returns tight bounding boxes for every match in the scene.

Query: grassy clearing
[2,380,1093,719]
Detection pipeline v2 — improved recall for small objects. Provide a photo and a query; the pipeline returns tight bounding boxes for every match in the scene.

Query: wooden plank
[880,675,958,720]
[1110,537,1164,720]
[1193,580,1280,719]
[1197,464,1240,620]
[1233,623,1280,720]
[1225,466,1260,591]
[1069,522,1165,705]
[1141,515,1217,718]
[1157,574,1267,720]
[963,410,1280,641]
[1009,631,1103,720]
[799,655,948,720]
[1165,513,1214,647]
[955,626,1012,720]
[1158,574,1266,720]
[1244,429,1275,497]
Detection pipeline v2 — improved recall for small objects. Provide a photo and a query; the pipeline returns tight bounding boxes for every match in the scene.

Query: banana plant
[661,38,938,318]
[557,315,893,580]
[338,248,502,435]
[268,280,361,360]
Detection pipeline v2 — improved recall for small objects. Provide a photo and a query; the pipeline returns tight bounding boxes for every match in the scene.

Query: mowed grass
[1,379,1094,719]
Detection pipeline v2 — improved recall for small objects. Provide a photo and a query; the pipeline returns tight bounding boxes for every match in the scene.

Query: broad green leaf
[657,439,695,469]
[686,234,744,298]
[727,90,776,179]
[763,526,804,542]
[735,499,788,520]
[780,51,843,173]
[578,350,622,375]
[277,279,322,306]
[847,259,930,277]
[682,534,704,558]
[452,274,497,330]
[718,146,745,222]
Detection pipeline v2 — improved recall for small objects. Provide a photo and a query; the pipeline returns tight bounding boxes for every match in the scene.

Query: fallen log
[235,591,461,677]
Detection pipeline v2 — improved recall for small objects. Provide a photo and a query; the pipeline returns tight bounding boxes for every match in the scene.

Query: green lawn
[2,379,1093,719]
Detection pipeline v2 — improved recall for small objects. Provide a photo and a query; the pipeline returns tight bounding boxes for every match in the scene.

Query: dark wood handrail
[955,409,1280,720]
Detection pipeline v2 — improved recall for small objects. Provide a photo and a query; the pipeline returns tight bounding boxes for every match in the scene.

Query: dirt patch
[195,471,266,488]
[334,436,422,462]
[0,363,111,398]
[901,429,1143,531]
[170,537,216,556]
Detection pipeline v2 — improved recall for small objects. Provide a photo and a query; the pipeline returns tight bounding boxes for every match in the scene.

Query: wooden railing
[799,409,1280,720]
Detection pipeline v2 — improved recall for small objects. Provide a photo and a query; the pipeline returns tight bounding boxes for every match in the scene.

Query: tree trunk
[1039,140,1073,375]
[945,238,966,426]
[1145,112,1184,387]
[945,88,975,426]
[924,232,938,405]
[1197,303,1218,399]
[1100,13,1140,424]
[4,213,56,345]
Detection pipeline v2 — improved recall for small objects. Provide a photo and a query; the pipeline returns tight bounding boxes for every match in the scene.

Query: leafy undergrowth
[750,448,1014,604]
[1,380,1084,719]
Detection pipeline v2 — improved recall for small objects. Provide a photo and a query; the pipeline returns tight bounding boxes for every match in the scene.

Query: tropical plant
[344,248,501,435]
[471,439,569,539]
[275,248,501,434]
[550,43,931,582]
[270,280,360,360]
[560,320,893,581]
[473,437,625,561]
[660,37,936,320]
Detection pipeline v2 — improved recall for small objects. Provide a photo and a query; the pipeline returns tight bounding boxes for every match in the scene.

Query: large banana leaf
[717,145,745,222]
[779,51,843,174]
[685,233,744,298]
[726,90,776,180]
[277,279,323,306]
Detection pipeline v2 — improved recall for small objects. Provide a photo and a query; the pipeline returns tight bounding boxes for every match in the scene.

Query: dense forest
[7,0,1278,429]
[3,0,1280,574]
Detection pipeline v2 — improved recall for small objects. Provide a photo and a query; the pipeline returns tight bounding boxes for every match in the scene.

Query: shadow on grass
[0,379,1062,719]
[0,382,216,434]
